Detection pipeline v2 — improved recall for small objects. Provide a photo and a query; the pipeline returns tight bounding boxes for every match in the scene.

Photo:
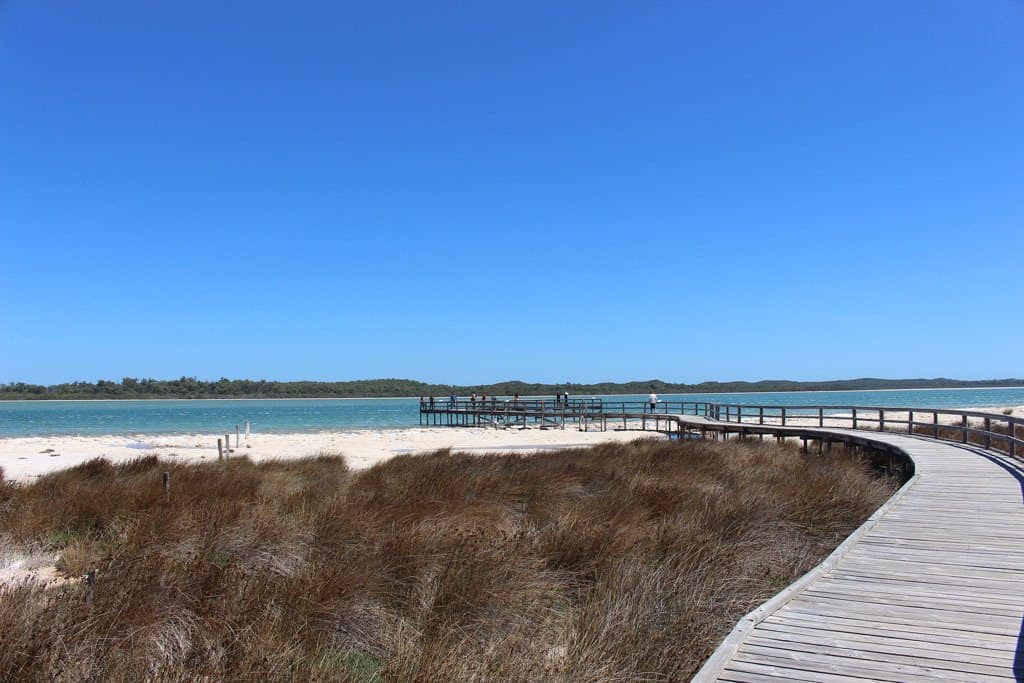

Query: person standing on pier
[648,392,658,413]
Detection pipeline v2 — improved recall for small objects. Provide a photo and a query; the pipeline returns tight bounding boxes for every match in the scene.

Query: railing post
[933,411,939,439]
[818,407,823,427]
[984,417,991,449]
[908,410,913,434]
[780,407,786,426]
[961,414,967,443]
[879,409,885,432]
[759,407,764,425]
[852,408,857,430]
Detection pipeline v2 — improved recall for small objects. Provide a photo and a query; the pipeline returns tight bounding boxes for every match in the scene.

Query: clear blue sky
[2,2,1022,385]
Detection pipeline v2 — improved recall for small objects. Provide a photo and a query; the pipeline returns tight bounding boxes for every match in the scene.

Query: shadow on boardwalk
[960,446,1024,683]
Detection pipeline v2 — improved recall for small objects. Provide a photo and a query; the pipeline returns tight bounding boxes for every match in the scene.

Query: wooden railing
[711,403,1022,459]
[419,398,1022,459]
[420,398,714,416]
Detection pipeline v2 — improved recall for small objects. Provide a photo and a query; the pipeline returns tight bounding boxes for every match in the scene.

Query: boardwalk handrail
[421,398,715,416]
[710,402,1022,458]
[420,397,1022,458]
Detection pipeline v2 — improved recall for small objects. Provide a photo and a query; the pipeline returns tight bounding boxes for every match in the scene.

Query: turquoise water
[1,387,1022,437]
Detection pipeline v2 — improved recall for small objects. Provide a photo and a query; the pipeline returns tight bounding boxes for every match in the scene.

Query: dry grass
[0,439,897,681]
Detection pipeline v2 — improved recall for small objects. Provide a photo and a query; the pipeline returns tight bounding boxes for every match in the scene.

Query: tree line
[1,376,1021,400]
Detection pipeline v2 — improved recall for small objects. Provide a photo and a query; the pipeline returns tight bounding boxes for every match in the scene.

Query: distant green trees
[0,376,1020,400]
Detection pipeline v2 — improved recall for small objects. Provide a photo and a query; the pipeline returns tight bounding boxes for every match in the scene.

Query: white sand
[0,549,70,589]
[0,426,665,483]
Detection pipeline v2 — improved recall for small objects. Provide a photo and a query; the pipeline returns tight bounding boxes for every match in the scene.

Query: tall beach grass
[0,438,897,681]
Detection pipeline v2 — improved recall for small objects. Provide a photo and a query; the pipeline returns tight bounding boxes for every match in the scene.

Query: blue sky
[2,2,1022,385]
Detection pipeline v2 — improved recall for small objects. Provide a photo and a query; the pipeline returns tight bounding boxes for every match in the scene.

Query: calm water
[1,387,1022,437]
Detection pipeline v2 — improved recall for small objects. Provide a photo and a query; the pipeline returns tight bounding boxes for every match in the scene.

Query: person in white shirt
[648,392,658,413]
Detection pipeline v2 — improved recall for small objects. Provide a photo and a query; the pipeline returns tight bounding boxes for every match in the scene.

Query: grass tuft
[0,439,896,680]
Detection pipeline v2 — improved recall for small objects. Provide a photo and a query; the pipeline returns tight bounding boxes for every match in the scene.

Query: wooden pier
[422,398,1024,681]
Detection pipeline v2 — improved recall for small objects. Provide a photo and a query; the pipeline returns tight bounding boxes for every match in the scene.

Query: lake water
[1,387,1022,437]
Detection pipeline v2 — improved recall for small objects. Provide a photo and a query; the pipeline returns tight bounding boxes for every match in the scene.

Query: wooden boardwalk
[419,398,1023,679]
[691,424,1024,682]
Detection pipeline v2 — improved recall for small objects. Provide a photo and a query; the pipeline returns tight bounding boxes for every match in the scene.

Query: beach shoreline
[0,404,1017,484]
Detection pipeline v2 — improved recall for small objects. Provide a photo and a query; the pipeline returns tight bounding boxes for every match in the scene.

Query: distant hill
[1,377,1021,400]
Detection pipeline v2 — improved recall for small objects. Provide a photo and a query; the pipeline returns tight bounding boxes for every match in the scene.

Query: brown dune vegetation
[0,438,897,681]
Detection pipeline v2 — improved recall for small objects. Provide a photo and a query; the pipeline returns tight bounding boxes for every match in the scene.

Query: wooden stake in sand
[85,568,96,604]
[217,438,224,461]
[245,420,251,447]
[236,424,240,448]
[225,434,231,454]
[162,471,170,499]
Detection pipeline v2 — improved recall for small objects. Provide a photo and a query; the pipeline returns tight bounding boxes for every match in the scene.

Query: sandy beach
[1,404,1018,483]
[0,425,666,483]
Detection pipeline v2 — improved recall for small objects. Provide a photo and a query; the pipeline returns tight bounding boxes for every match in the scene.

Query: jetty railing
[418,398,1022,458]
[420,398,714,416]
[711,403,1022,459]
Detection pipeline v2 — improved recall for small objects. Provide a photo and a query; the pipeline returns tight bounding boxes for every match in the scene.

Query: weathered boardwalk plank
[691,423,1023,682]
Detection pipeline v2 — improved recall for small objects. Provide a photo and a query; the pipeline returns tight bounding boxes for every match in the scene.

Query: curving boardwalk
[692,426,1024,682]
[417,399,1023,679]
